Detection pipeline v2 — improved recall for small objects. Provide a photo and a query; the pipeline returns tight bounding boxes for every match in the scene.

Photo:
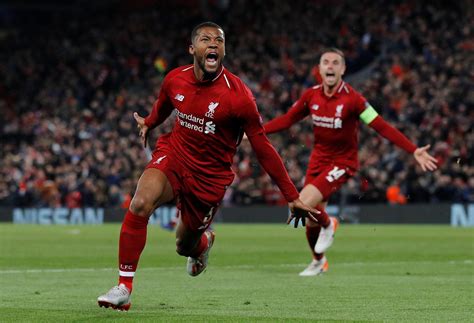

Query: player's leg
[174,213,215,276]
[98,168,174,310]
[175,172,224,276]
[173,196,219,276]
[118,168,174,288]
[307,166,348,254]
[298,184,329,276]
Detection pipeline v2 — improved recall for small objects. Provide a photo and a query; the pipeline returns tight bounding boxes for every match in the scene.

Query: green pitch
[0,223,472,322]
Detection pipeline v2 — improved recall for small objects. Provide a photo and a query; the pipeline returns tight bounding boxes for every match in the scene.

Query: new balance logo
[174,94,184,102]
[153,156,167,164]
[311,104,319,111]
[205,102,219,118]
[204,121,216,134]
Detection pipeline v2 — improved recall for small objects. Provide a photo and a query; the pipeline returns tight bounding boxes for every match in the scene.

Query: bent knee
[130,196,155,216]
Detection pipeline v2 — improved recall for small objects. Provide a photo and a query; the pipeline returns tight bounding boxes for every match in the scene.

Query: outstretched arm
[264,91,311,134]
[361,106,438,172]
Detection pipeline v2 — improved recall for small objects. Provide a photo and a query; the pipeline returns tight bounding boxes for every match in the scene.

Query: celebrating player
[264,48,438,276]
[97,22,318,311]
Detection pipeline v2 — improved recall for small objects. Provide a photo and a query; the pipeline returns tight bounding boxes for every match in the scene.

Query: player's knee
[130,195,154,216]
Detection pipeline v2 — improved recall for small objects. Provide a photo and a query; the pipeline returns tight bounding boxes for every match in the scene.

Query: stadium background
[1,0,472,210]
[0,1,473,322]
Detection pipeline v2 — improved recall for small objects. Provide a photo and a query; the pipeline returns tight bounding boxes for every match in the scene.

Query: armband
[359,103,379,124]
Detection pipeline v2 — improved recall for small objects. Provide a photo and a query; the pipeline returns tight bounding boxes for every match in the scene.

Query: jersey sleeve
[144,77,175,129]
[264,89,311,134]
[354,90,416,153]
[368,116,417,153]
[352,91,372,118]
[234,88,266,138]
[354,91,380,126]
[234,92,299,202]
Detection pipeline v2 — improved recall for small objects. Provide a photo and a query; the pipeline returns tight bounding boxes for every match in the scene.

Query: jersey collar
[322,80,348,98]
[191,65,225,84]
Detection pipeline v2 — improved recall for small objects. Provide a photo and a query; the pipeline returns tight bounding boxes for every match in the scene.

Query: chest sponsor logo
[175,108,217,135]
[205,121,216,134]
[335,104,344,117]
[174,94,185,102]
[205,102,219,118]
[311,115,343,129]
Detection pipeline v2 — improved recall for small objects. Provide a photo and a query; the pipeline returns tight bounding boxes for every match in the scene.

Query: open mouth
[205,52,219,67]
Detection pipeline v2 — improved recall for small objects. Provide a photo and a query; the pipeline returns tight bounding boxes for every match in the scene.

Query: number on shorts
[325,166,346,183]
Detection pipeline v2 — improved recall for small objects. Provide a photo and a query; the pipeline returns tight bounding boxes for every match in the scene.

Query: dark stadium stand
[0,0,472,207]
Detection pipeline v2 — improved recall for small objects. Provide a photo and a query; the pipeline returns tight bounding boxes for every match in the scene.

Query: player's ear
[189,44,194,55]
[341,63,346,76]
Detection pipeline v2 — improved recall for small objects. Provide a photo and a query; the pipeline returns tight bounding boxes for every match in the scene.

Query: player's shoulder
[163,65,194,83]
[221,68,254,99]
[304,85,322,97]
[338,81,363,98]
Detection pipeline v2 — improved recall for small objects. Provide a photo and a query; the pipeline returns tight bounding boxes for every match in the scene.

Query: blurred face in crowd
[189,26,225,80]
[319,51,346,89]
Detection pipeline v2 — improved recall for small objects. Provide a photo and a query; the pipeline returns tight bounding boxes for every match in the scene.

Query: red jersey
[265,81,417,174]
[145,65,299,202]
[266,82,367,171]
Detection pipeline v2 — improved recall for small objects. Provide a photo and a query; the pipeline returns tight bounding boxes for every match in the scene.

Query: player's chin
[324,79,337,87]
[203,63,220,75]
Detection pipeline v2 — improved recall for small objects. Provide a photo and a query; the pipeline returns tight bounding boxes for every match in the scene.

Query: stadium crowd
[0,0,472,207]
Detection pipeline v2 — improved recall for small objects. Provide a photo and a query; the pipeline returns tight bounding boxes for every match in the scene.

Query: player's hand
[414,145,438,172]
[133,112,149,148]
[287,198,319,228]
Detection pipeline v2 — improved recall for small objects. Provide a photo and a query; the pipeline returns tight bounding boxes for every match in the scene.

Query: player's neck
[193,64,218,82]
[323,80,342,97]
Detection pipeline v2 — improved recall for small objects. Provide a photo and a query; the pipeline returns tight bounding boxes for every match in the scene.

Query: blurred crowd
[0,0,472,207]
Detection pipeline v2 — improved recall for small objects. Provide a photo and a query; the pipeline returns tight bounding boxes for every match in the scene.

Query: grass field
[0,223,473,322]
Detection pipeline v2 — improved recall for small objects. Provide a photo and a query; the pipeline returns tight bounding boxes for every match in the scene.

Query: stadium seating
[0,1,471,207]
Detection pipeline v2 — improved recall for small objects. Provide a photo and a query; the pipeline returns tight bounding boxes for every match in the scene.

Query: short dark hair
[191,21,224,44]
[320,47,345,64]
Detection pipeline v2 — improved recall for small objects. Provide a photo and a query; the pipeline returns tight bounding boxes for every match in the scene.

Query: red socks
[118,210,149,292]
[305,225,324,260]
[314,206,331,228]
[189,232,209,258]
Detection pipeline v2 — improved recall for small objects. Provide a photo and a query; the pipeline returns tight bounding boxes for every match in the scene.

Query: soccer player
[264,48,438,276]
[97,22,318,311]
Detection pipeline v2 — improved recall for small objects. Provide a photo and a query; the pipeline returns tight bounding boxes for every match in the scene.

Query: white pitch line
[0,260,472,275]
